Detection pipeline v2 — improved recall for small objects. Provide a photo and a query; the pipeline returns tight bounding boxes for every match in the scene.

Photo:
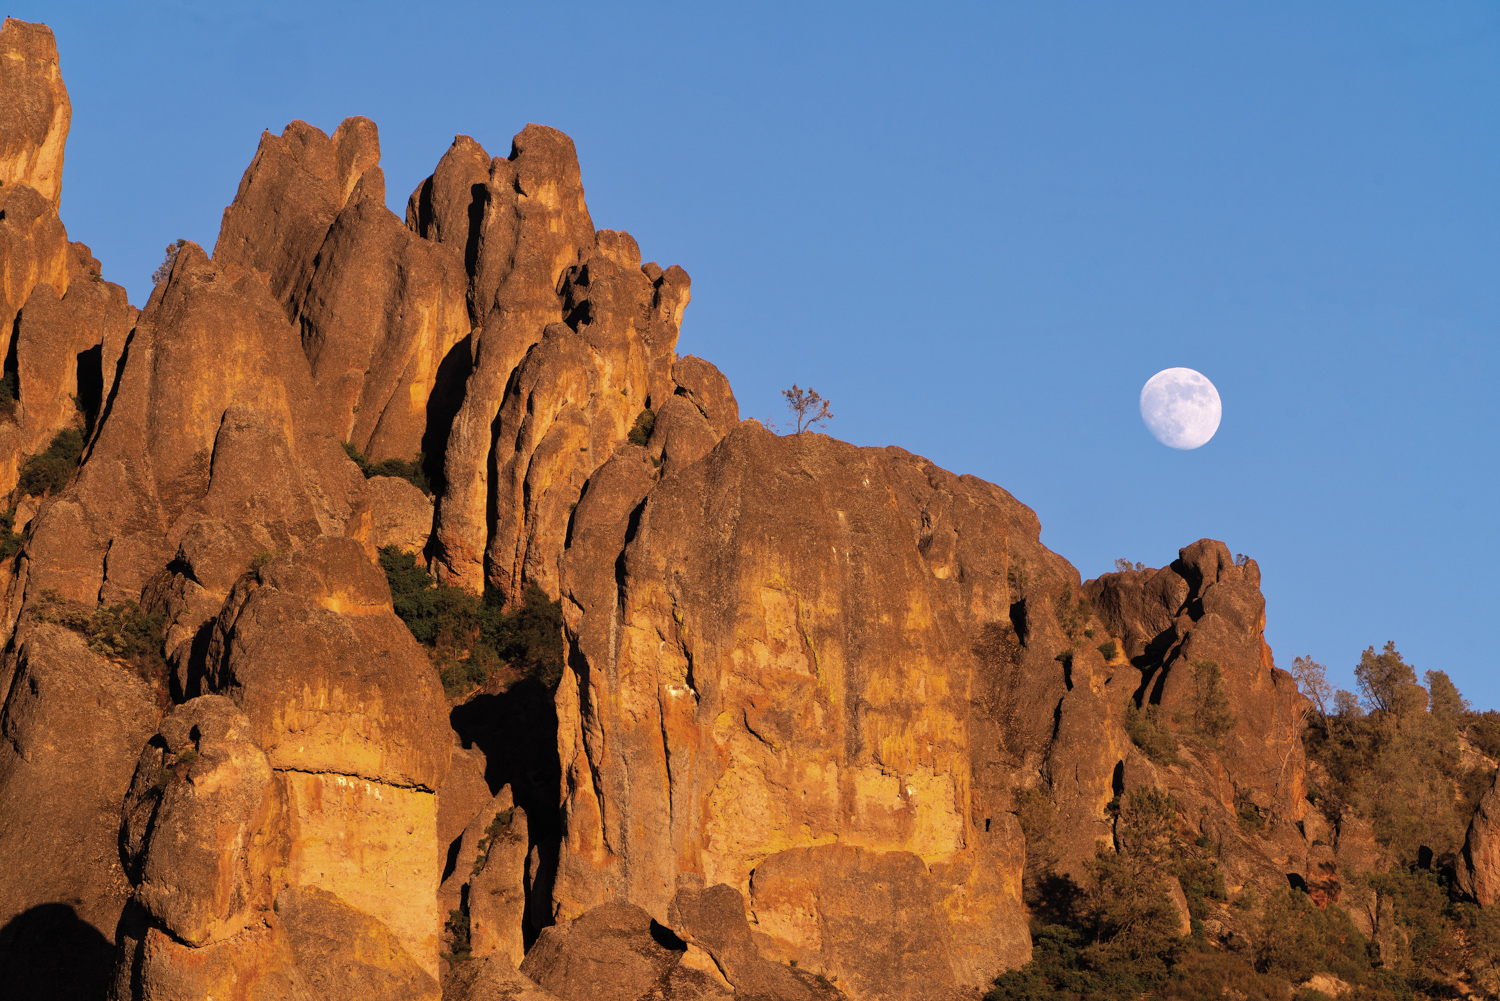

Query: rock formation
[1460,773,1500,906]
[0,18,1421,1001]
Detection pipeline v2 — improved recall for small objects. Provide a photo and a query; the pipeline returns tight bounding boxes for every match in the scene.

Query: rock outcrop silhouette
[0,18,1445,1001]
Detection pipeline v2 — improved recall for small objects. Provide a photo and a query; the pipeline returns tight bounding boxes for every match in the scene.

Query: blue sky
[35,2,1500,705]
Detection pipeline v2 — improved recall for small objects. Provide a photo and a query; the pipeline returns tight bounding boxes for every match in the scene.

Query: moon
[1140,368,1222,449]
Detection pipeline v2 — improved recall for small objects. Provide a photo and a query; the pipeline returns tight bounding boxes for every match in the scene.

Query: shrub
[1125,703,1178,766]
[33,590,168,701]
[1190,659,1236,742]
[1468,710,1500,760]
[989,789,1187,1001]
[343,441,430,494]
[1175,854,1227,928]
[627,408,656,446]
[444,906,472,961]
[87,600,168,665]
[366,455,429,493]
[1368,866,1464,975]
[781,385,832,434]
[1236,797,1266,831]
[1096,640,1117,661]
[1256,886,1370,984]
[0,508,23,560]
[151,238,187,285]
[1053,583,1092,643]
[19,428,85,496]
[378,546,564,699]
[0,368,17,421]
[1304,667,1470,865]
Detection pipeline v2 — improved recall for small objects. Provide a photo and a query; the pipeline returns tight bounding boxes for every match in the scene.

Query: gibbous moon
[1140,368,1222,449]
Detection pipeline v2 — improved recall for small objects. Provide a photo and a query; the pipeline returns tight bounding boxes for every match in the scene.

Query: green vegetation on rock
[19,427,85,496]
[0,508,24,560]
[1125,703,1179,766]
[626,408,655,446]
[378,545,563,699]
[344,441,430,494]
[33,589,168,702]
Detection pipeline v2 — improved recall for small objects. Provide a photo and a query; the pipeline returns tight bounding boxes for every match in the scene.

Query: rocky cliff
[0,18,1454,1001]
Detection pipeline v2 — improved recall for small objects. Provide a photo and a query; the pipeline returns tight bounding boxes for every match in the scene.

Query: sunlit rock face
[553,425,1073,995]
[0,17,70,209]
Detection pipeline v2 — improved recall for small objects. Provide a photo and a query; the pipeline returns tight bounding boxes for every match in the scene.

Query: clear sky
[33,2,1500,706]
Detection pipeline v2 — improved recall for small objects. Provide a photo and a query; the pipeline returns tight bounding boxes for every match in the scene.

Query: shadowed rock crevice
[450,678,563,945]
[0,903,113,1001]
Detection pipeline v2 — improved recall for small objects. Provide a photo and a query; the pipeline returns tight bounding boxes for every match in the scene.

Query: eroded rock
[1460,772,1500,906]
[0,18,69,208]
[0,625,159,993]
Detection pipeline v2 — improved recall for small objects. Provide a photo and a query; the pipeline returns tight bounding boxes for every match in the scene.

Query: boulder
[519,902,682,1001]
[205,537,451,788]
[348,474,435,556]
[1084,540,1311,823]
[24,241,366,612]
[1460,772,1500,906]
[0,625,159,994]
[749,846,960,1001]
[200,537,452,977]
[445,954,566,1001]
[278,885,440,1001]
[438,744,494,855]
[14,269,132,444]
[670,356,739,439]
[468,800,529,966]
[669,880,844,1000]
[0,178,68,326]
[405,134,493,322]
[121,696,279,946]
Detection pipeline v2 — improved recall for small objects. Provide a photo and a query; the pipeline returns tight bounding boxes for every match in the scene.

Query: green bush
[1052,583,1092,643]
[627,408,656,446]
[0,368,17,421]
[988,789,1186,1001]
[1368,866,1466,976]
[1175,853,1227,928]
[19,428,85,496]
[378,546,564,699]
[1096,640,1117,661]
[343,441,430,494]
[1190,659,1237,742]
[1257,886,1371,984]
[33,590,168,698]
[1303,670,1470,866]
[0,508,23,560]
[1125,703,1179,766]
[444,906,472,961]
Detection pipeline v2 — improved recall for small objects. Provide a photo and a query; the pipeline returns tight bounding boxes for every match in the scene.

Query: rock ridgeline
[0,16,1476,1001]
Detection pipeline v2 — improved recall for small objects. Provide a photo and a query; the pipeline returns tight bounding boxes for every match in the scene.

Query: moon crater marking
[1140,368,1222,449]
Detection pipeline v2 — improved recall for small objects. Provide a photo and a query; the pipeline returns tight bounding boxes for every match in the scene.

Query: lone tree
[1354,640,1416,714]
[1290,655,1331,717]
[782,384,832,434]
[151,238,188,285]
